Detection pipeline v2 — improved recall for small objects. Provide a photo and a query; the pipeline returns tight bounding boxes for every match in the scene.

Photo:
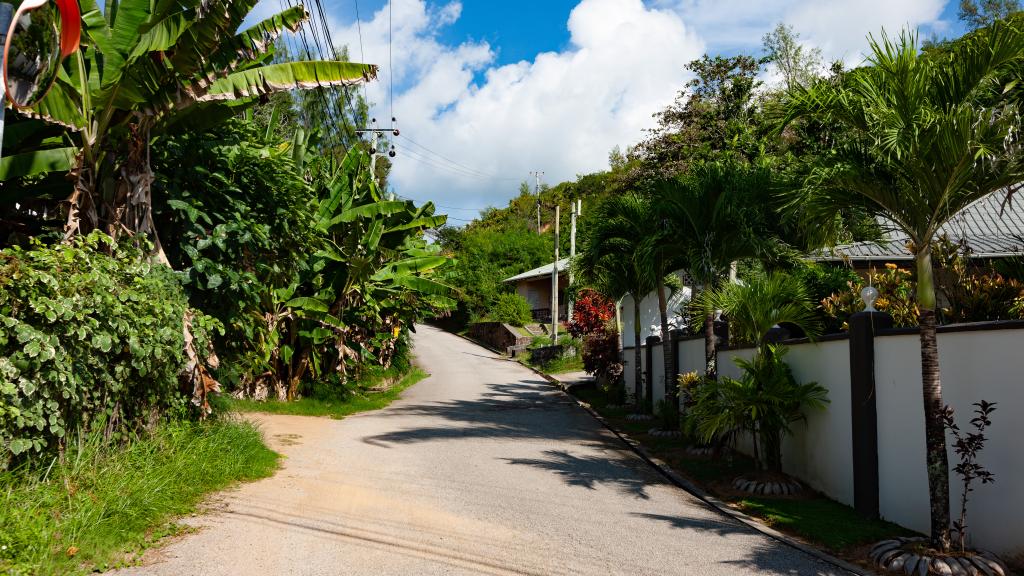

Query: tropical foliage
[780,21,1024,548]
[0,234,216,466]
[0,0,452,469]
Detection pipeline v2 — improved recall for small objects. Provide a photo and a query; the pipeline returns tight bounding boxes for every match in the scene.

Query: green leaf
[195,61,378,103]
[285,297,329,313]
[0,148,77,181]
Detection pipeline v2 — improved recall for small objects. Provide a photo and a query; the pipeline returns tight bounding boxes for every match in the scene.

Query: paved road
[117,325,846,575]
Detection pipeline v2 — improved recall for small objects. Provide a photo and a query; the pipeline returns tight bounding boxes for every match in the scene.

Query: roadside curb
[538,371,875,576]
[446,327,873,575]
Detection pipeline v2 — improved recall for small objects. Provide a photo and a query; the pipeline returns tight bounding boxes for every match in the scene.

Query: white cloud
[668,0,949,64]
[336,0,703,214]
[245,0,956,217]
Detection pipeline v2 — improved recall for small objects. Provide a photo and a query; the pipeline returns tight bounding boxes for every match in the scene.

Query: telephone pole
[551,204,560,343]
[568,199,581,321]
[355,118,398,186]
[530,171,544,233]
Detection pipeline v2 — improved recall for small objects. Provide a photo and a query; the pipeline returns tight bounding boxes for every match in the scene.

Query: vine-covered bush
[491,293,533,326]
[0,235,201,467]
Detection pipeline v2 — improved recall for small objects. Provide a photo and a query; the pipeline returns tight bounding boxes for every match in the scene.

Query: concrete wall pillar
[848,310,892,518]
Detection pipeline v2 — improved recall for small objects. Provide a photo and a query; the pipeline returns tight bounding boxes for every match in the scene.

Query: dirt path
[114,325,847,575]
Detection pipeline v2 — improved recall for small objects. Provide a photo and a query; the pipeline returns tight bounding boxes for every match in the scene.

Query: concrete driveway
[116,324,848,575]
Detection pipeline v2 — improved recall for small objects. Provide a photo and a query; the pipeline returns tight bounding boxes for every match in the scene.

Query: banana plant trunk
[633,297,643,411]
[657,282,676,420]
[916,245,951,551]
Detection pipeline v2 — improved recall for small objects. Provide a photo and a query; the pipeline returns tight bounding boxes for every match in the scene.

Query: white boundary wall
[625,326,1024,559]
[874,329,1024,557]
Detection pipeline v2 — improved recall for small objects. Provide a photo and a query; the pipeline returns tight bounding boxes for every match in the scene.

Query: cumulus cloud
[243,0,956,216]
[330,0,704,213]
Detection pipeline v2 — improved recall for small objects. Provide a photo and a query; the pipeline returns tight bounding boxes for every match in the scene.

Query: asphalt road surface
[116,324,848,576]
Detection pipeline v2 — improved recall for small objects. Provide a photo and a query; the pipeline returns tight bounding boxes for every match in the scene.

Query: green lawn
[229,368,428,419]
[0,419,278,576]
[571,386,913,558]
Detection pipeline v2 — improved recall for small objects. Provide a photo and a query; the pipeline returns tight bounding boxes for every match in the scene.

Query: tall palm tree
[780,24,1024,549]
[577,193,658,412]
[651,161,776,382]
[13,0,377,261]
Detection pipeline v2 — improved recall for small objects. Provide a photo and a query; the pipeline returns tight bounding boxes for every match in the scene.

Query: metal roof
[503,258,571,283]
[815,192,1024,262]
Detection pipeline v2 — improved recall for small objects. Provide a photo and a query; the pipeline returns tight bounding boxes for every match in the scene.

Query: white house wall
[619,271,691,348]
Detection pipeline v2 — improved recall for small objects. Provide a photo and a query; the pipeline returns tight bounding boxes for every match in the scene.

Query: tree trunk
[704,310,717,381]
[657,281,676,420]
[917,246,951,550]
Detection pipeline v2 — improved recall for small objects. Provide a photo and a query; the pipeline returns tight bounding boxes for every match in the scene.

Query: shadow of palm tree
[361,379,601,447]
[503,449,663,499]
[636,513,841,575]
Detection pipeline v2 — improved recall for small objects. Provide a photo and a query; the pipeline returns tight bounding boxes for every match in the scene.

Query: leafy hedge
[0,235,201,467]
[491,293,533,326]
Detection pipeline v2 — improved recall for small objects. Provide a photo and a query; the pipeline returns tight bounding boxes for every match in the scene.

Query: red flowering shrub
[568,289,615,337]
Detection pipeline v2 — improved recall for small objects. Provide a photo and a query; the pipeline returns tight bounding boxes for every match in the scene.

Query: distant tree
[762,23,824,90]
[632,54,765,181]
[960,0,1021,29]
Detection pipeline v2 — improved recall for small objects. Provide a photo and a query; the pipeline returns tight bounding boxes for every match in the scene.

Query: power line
[393,141,519,182]
[399,135,516,180]
[352,0,371,105]
[389,0,394,125]
[394,143,518,181]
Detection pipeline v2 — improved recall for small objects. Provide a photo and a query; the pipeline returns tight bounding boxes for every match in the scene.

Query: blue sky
[248,0,975,216]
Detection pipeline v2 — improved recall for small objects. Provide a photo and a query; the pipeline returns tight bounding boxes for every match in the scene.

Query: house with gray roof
[503,258,571,322]
[814,191,1024,267]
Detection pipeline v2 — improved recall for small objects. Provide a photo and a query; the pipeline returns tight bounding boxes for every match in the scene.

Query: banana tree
[9,0,377,262]
[270,147,452,398]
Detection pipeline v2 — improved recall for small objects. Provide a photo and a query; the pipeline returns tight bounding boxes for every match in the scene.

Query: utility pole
[568,199,580,321]
[551,204,560,343]
[356,118,398,186]
[530,171,544,233]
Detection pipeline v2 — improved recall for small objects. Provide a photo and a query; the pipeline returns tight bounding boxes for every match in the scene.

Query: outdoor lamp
[3,0,80,108]
[861,285,879,312]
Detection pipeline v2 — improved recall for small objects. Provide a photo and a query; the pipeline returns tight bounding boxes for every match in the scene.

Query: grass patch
[529,355,584,374]
[739,498,913,552]
[570,385,914,560]
[229,367,428,419]
[0,419,278,576]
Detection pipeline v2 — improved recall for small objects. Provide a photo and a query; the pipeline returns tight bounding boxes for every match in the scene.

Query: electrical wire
[393,141,519,182]
[398,135,517,180]
[352,0,370,105]
[389,0,394,126]
[393,144,518,181]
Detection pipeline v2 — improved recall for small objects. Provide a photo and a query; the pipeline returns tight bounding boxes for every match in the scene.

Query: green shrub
[690,346,828,471]
[0,234,206,467]
[491,293,533,326]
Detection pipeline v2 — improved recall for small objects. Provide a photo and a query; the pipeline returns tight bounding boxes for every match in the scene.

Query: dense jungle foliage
[0,0,453,466]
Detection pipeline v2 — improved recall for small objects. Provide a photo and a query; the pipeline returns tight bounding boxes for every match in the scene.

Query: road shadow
[503,449,662,499]
[636,513,839,575]
[361,379,600,447]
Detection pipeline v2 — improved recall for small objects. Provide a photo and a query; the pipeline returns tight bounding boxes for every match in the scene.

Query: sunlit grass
[0,419,278,576]
[229,368,427,419]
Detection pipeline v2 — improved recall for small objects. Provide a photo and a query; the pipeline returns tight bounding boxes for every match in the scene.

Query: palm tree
[651,161,776,382]
[698,271,826,472]
[577,193,658,412]
[13,0,377,261]
[780,24,1024,549]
